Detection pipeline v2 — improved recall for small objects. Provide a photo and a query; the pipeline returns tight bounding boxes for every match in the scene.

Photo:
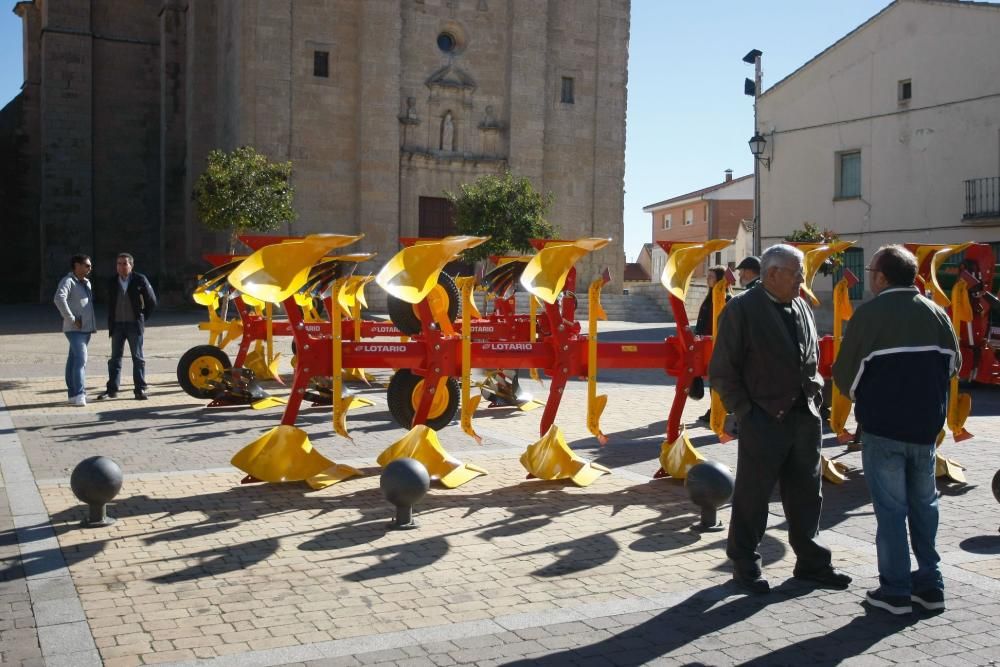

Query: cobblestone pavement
[2,305,999,666]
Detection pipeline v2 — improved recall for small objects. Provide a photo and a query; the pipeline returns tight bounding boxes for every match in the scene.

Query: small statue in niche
[479,105,501,129]
[440,111,455,152]
[405,97,418,121]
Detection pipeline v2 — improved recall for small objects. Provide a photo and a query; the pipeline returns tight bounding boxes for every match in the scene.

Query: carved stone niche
[478,105,504,157]
[399,96,421,149]
[425,62,477,155]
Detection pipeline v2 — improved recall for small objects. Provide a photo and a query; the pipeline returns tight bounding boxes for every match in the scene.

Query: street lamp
[743,49,763,255]
[748,133,770,169]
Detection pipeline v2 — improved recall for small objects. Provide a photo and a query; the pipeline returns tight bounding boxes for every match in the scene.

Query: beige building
[3,0,629,303]
[757,0,1000,294]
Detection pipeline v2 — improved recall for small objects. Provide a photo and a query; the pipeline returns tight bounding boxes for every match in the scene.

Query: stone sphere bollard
[993,469,1000,534]
[686,460,735,533]
[380,458,430,530]
[70,456,123,528]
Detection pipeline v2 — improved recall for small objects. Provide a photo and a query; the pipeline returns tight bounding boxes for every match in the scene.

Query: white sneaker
[69,393,86,407]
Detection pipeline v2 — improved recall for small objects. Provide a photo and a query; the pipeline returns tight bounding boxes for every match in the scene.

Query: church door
[418,196,472,276]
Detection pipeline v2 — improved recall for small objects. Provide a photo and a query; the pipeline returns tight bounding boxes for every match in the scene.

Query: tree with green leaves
[446,171,555,263]
[193,146,297,250]
[785,221,844,274]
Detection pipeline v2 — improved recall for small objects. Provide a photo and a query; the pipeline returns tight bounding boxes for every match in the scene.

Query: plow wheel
[387,273,461,335]
[387,369,460,430]
[177,345,232,399]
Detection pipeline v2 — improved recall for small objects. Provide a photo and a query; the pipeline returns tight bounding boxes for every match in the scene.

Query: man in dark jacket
[100,253,157,400]
[710,244,851,594]
[833,245,960,615]
[735,255,761,289]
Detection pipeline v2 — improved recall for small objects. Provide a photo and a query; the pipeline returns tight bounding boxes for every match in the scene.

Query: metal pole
[753,55,762,256]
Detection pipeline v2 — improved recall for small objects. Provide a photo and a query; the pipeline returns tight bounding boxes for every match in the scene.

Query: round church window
[437,32,457,53]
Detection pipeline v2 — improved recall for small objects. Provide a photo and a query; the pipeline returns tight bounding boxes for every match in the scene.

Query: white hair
[760,244,804,274]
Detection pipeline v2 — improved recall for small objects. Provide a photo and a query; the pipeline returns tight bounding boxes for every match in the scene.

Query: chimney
[724,169,733,182]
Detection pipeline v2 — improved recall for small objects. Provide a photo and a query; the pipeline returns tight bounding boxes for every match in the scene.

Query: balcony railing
[964,177,1000,220]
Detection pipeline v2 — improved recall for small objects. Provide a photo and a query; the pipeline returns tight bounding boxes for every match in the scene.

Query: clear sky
[0,0,896,261]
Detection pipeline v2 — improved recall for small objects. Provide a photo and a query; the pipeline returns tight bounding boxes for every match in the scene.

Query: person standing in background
[100,253,157,400]
[54,254,97,406]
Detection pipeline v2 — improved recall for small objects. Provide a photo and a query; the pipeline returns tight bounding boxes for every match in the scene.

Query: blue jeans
[64,331,91,398]
[862,431,942,597]
[107,322,146,392]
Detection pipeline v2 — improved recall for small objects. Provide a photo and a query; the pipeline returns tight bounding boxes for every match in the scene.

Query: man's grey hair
[760,244,804,274]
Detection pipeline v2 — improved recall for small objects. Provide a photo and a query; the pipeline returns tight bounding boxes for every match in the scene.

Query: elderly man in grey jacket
[54,254,98,406]
[709,244,851,594]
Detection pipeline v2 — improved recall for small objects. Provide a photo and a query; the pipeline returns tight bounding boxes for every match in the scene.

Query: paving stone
[5,317,1000,666]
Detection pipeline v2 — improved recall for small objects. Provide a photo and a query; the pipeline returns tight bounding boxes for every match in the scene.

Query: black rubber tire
[177,345,232,399]
[386,369,460,430]
[387,272,461,335]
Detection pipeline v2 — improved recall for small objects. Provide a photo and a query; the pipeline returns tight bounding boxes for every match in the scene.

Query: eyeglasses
[776,266,805,279]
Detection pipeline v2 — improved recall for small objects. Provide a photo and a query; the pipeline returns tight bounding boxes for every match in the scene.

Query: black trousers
[107,322,146,392]
[726,404,831,576]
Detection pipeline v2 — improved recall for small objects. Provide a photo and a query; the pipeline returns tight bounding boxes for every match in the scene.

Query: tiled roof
[624,263,650,282]
[642,174,753,211]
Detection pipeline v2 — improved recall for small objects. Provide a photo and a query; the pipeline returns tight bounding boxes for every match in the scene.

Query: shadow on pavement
[1,477,782,586]
[959,534,1000,554]
[511,583,913,666]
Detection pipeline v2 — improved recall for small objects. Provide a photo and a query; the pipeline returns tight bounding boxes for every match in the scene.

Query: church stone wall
[9,0,629,302]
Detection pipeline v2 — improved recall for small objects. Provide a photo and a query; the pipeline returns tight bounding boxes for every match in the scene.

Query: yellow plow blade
[661,240,733,303]
[528,294,543,385]
[709,390,733,443]
[821,456,850,484]
[586,272,610,445]
[229,234,363,304]
[914,243,972,308]
[829,275,856,442]
[244,344,281,382]
[457,277,483,444]
[520,424,611,487]
[520,238,610,304]
[377,425,487,489]
[342,368,375,384]
[330,278,352,441]
[306,463,364,490]
[250,396,287,410]
[658,428,704,480]
[947,279,974,442]
[192,289,220,308]
[935,451,966,483]
[829,388,854,443]
[343,275,376,382]
[231,425,337,483]
[800,241,855,307]
[708,279,734,442]
[376,236,488,304]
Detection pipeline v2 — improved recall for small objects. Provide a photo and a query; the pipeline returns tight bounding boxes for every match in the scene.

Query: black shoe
[865,588,912,615]
[793,566,852,590]
[98,390,117,400]
[134,390,148,400]
[732,571,770,595]
[697,410,711,423]
[911,588,945,611]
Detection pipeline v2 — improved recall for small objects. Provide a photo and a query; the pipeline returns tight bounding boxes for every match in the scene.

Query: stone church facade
[3,0,629,303]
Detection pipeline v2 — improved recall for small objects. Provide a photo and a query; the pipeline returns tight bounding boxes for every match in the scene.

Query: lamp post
[744,49,763,256]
